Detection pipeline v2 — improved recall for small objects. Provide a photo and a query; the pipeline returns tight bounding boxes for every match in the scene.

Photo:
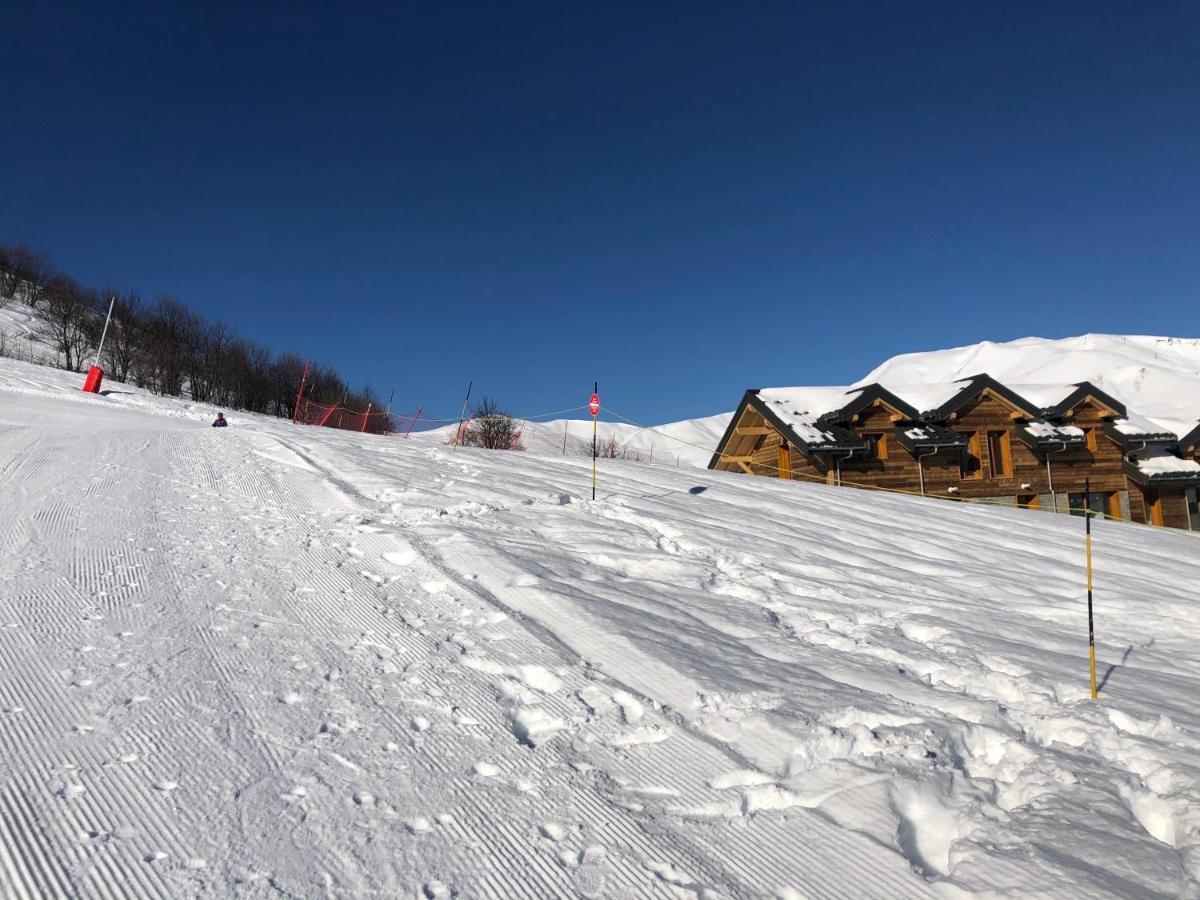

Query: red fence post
[318,402,338,427]
[362,403,372,433]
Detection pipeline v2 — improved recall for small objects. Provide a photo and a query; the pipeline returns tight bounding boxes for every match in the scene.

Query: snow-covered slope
[1,355,1198,898]
[416,413,733,468]
[859,334,1200,436]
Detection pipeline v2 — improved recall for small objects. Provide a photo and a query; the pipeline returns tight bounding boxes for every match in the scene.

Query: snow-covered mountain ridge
[857,334,1200,438]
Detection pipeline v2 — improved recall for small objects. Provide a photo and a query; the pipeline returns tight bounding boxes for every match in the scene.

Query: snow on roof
[1024,420,1085,440]
[1004,383,1079,411]
[1111,412,1177,438]
[756,386,855,445]
[904,427,932,440]
[855,334,1200,429]
[1135,449,1200,477]
[863,381,970,415]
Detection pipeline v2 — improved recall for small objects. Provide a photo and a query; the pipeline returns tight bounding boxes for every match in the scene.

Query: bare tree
[462,397,523,450]
[104,292,143,383]
[141,295,196,395]
[0,245,14,303]
[577,433,643,461]
[4,244,53,307]
[42,275,94,371]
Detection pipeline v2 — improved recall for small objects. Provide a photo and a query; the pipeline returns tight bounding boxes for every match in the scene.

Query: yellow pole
[1085,476,1098,699]
[591,382,598,501]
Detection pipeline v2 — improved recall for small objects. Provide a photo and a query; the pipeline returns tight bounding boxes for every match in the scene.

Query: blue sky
[3,2,1198,423]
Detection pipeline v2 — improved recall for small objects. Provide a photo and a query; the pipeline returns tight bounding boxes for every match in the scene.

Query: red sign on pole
[589,393,600,417]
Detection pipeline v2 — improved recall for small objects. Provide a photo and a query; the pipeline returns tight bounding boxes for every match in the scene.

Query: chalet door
[1146,490,1164,526]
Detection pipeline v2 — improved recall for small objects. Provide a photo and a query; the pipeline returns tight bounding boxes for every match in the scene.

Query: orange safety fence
[293,394,415,435]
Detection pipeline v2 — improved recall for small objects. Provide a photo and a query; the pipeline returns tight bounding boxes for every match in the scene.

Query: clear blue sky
[3,2,1198,423]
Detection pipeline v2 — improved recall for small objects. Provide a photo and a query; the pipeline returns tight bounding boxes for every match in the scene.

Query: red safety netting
[293,395,405,435]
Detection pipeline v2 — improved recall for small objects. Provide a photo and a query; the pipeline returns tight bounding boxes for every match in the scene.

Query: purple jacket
[212,415,228,427]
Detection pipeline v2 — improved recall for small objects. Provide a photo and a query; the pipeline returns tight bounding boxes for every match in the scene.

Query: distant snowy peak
[855,334,1200,436]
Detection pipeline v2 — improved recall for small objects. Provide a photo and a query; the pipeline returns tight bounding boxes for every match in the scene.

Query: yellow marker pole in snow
[1086,477,1098,699]
[590,383,600,500]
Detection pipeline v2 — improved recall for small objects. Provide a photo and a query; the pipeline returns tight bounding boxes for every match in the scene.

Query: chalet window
[1086,428,1099,452]
[986,430,1012,478]
[1068,491,1108,518]
[960,432,983,479]
[862,433,888,460]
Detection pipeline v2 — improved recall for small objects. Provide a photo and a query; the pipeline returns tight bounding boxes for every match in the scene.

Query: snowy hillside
[416,414,732,468]
[1,355,1198,898]
[859,334,1200,437]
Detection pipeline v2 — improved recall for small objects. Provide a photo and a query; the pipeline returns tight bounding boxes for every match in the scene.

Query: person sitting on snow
[212,412,228,428]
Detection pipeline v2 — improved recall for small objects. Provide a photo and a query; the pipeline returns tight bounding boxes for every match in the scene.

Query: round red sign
[589,393,600,417]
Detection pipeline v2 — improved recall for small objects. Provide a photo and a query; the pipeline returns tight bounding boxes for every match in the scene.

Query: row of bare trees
[0,242,384,426]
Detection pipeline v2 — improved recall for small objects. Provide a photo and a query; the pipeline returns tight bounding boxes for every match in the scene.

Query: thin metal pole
[562,420,569,456]
[592,382,598,501]
[405,406,422,439]
[1086,476,1097,699]
[293,361,310,424]
[1047,454,1057,512]
[93,295,116,370]
[453,381,473,451]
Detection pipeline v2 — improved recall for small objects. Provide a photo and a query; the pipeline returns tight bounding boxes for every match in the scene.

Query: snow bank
[1,354,1198,898]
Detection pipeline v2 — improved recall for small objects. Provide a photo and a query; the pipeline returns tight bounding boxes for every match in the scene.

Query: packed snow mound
[858,334,1200,436]
[1,354,1199,898]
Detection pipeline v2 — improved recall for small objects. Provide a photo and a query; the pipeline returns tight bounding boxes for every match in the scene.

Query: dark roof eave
[1122,459,1200,487]
[1102,421,1177,448]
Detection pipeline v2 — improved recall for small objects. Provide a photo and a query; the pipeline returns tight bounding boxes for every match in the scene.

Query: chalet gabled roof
[1035,382,1127,419]
[925,374,1041,421]
[894,423,968,454]
[752,389,866,453]
[706,389,866,470]
[833,384,921,424]
[1123,449,1200,487]
[708,390,758,470]
[1178,422,1200,454]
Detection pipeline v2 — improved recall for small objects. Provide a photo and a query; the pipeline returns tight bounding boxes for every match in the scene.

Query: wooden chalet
[710,375,1200,531]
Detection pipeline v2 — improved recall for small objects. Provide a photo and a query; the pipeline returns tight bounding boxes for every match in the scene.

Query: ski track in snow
[1,356,1199,899]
